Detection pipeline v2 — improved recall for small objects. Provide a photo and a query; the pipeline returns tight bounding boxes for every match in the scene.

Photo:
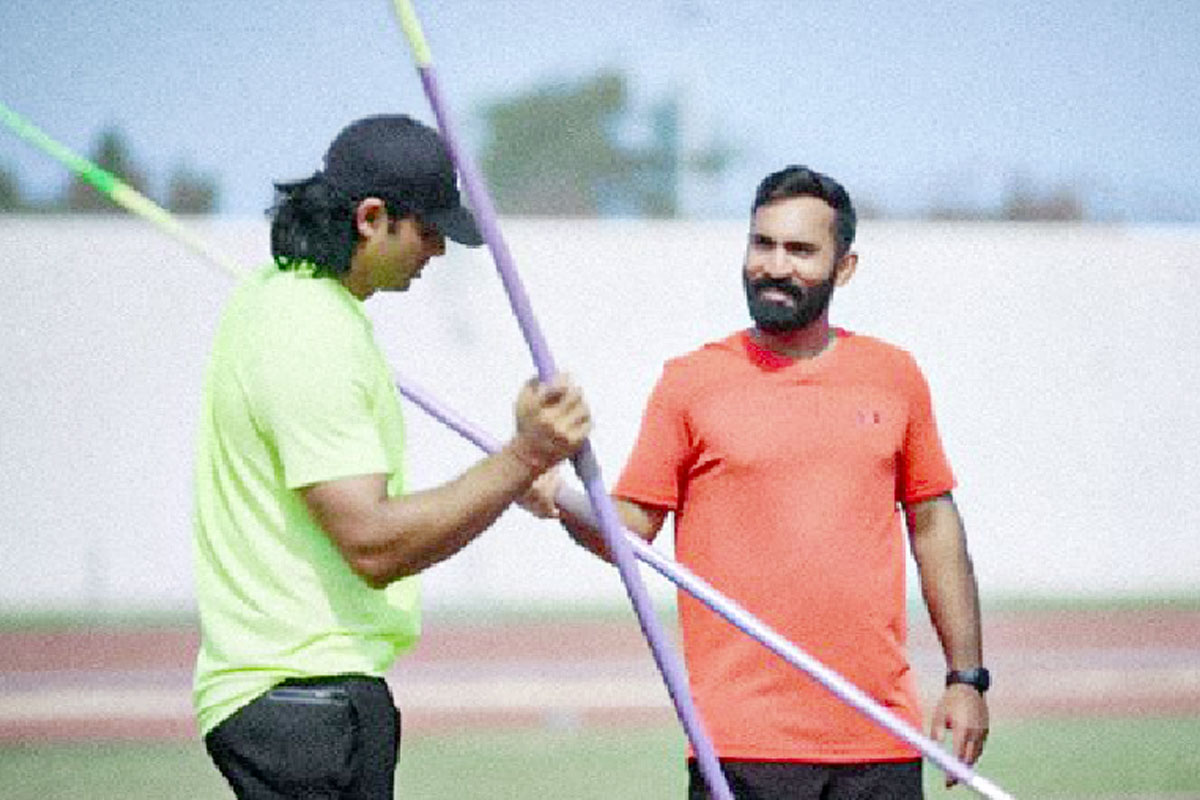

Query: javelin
[388,2,732,797]
[2,102,1015,799]
[0,101,245,278]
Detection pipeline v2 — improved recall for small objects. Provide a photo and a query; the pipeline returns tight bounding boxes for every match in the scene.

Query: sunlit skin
[743,195,858,359]
[341,197,446,300]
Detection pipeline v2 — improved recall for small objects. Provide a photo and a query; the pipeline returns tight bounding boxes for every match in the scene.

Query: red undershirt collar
[740,328,847,371]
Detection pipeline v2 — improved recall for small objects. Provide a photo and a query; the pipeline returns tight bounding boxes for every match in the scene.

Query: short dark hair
[268,174,411,277]
[268,174,354,277]
[752,166,857,258]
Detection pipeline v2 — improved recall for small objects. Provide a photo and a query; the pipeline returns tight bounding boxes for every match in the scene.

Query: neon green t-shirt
[192,264,420,736]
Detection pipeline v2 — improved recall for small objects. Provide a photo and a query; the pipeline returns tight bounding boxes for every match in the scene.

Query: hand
[516,469,562,518]
[508,374,591,473]
[930,685,989,787]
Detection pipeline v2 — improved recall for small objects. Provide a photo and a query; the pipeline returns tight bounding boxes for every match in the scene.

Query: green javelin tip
[0,99,244,278]
[0,100,119,197]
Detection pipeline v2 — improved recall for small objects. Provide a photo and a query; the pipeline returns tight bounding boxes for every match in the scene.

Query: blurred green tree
[166,163,219,214]
[0,163,24,211]
[925,171,1087,222]
[1001,173,1084,221]
[479,70,730,217]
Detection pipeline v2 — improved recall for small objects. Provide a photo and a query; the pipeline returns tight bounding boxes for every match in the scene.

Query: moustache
[749,277,806,303]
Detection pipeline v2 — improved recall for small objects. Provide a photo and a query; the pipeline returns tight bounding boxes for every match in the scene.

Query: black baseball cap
[323,114,483,247]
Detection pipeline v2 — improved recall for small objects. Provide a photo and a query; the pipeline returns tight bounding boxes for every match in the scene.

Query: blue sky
[2,0,1197,221]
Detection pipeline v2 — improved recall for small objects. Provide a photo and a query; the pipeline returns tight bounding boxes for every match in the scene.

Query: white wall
[1,216,1196,611]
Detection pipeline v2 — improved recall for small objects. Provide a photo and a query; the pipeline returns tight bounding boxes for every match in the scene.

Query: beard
[743,272,836,334]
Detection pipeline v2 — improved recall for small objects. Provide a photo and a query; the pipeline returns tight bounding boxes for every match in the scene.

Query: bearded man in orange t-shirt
[562,166,989,799]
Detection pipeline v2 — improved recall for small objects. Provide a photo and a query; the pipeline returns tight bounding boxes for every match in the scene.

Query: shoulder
[663,331,746,372]
[647,331,749,410]
[658,331,746,384]
[838,330,925,378]
[215,267,376,385]
[228,267,368,345]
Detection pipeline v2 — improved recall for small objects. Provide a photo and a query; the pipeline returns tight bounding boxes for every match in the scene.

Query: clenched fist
[507,374,592,474]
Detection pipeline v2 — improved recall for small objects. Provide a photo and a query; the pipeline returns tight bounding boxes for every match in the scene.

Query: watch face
[948,668,990,692]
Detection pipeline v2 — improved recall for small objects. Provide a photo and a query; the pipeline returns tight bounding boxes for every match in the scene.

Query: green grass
[927,716,1200,798]
[2,716,1198,799]
[0,739,228,799]
[399,725,686,798]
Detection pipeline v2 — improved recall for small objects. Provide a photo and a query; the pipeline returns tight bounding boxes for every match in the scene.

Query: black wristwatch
[945,667,991,693]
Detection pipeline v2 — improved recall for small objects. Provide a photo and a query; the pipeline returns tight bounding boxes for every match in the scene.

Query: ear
[833,251,858,287]
[354,197,389,239]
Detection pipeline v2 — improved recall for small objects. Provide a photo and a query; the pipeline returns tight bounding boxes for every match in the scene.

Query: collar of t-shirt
[739,327,847,372]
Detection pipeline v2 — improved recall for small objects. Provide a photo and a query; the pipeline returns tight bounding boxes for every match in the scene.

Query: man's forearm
[908,496,984,669]
[305,443,543,588]
[557,496,666,564]
[559,509,616,562]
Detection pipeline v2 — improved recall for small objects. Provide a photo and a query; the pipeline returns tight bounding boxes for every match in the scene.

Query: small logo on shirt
[856,409,882,426]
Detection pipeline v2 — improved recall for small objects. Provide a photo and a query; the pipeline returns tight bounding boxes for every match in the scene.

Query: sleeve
[897,358,957,504]
[251,316,390,490]
[612,365,694,511]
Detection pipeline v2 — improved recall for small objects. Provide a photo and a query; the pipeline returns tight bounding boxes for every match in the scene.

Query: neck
[752,317,835,359]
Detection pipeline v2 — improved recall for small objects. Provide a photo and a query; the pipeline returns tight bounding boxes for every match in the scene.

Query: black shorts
[205,675,401,800]
[688,758,923,800]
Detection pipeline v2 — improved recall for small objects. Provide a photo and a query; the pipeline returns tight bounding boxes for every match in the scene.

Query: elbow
[329,521,421,588]
[345,551,416,590]
[560,519,611,563]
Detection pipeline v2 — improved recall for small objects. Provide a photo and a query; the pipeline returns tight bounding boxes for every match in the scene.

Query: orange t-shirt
[614,329,956,762]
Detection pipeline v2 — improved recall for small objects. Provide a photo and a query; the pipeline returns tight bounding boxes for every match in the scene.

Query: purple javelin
[407,60,734,800]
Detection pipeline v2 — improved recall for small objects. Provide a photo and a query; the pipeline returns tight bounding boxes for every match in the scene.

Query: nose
[767,244,793,275]
[752,243,791,278]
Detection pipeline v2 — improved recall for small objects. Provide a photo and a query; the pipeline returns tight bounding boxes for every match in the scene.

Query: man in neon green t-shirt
[193,114,592,799]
